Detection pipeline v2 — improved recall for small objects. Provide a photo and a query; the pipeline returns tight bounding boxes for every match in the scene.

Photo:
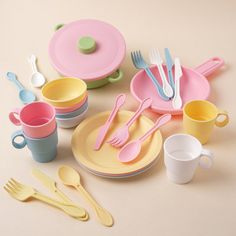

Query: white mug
[164,134,214,184]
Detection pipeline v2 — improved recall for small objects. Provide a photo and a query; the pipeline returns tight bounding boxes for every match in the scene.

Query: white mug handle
[199,149,214,169]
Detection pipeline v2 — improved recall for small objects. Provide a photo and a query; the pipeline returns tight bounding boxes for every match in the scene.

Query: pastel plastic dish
[49,19,126,89]
[85,70,124,89]
[54,93,88,113]
[9,101,56,139]
[71,110,162,176]
[130,57,224,115]
[41,77,87,107]
[79,156,159,179]
[56,99,88,119]
[56,107,88,128]
[11,128,58,163]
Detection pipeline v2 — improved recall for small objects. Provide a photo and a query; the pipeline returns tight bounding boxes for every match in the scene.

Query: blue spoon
[6,72,36,104]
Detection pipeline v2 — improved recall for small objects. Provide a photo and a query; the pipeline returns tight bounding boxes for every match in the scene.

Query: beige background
[1,0,236,235]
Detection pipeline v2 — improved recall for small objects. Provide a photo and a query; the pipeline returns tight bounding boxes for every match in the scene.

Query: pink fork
[107,97,152,148]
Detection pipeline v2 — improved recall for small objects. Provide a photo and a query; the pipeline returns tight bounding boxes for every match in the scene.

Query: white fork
[149,49,174,98]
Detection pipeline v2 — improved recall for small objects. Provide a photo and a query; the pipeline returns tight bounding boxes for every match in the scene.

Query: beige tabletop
[1,0,236,235]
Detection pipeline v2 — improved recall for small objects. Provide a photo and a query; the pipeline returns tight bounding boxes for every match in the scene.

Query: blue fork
[131,51,169,101]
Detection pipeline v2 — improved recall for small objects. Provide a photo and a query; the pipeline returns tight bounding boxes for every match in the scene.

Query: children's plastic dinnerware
[6,72,36,104]
[164,134,214,184]
[130,57,224,115]
[183,100,229,144]
[49,19,126,89]
[149,49,173,98]
[11,128,58,163]
[118,114,171,163]
[54,94,88,114]
[79,157,159,178]
[164,48,175,91]
[4,179,83,218]
[131,51,169,101]
[172,58,183,109]
[108,97,152,147]
[94,94,126,150]
[71,110,162,177]
[9,101,56,138]
[28,54,46,88]
[32,168,88,221]
[55,98,88,119]
[41,77,87,107]
[56,106,88,128]
[58,165,113,227]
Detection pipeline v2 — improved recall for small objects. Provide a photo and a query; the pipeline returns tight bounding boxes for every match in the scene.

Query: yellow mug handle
[215,110,229,127]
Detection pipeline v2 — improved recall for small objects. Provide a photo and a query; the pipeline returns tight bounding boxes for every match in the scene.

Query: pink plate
[49,19,126,81]
[130,57,224,115]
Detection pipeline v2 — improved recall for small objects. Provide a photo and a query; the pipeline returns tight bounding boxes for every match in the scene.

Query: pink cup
[9,101,56,138]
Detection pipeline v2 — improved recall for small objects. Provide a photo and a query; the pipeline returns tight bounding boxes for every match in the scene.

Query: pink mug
[9,101,56,138]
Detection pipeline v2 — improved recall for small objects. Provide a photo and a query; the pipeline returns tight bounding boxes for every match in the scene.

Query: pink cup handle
[194,57,224,77]
[9,108,21,126]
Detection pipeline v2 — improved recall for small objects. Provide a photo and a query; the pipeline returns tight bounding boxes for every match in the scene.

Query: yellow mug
[183,100,229,144]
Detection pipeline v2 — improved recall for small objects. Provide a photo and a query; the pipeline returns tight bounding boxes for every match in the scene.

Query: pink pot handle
[194,57,224,77]
[9,108,21,126]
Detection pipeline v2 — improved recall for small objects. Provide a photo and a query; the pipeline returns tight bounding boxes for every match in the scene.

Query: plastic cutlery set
[6,54,46,104]
[94,94,172,163]
[108,97,153,147]
[4,167,113,226]
[131,49,183,109]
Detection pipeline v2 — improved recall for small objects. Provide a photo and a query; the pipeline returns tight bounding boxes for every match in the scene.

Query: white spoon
[28,54,46,88]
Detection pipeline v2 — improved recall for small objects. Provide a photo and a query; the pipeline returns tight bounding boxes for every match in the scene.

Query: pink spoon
[118,114,172,163]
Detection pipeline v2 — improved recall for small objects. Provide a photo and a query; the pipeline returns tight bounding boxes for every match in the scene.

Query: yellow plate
[41,77,87,107]
[71,110,162,175]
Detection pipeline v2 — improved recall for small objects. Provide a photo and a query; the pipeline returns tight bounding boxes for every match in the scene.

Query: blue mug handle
[11,130,27,149]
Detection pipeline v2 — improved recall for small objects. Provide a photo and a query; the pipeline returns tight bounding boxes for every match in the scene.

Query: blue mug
[11,128,58,163]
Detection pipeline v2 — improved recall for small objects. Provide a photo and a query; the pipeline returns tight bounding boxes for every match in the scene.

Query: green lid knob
[78,36,96,54]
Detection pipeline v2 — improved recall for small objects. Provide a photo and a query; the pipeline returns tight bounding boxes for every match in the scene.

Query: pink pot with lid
[49,19,126,89]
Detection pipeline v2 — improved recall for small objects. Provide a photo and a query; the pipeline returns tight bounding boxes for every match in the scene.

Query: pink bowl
[54,93,88,113]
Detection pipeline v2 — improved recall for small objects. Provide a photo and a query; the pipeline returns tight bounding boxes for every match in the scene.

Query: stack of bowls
[42,77,88,128]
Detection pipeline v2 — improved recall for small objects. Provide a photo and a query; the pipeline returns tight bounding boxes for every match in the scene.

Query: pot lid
[49,19,126,81]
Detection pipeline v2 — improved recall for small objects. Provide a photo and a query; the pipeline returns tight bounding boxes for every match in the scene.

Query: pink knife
[94,94,126,150]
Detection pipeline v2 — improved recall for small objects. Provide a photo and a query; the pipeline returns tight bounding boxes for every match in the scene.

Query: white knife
[172,58,183,109]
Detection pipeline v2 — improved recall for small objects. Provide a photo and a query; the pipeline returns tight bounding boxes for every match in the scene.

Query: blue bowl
[56,99,88,119]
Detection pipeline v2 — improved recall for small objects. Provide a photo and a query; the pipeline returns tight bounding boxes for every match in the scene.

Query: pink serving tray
[130,57,224,115]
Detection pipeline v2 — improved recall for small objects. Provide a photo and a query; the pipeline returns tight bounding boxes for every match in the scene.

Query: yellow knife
[32,168,88,219]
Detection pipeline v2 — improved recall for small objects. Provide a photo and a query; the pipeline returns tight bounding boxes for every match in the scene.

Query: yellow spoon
[58,165,113,227]
[32,168,89,221]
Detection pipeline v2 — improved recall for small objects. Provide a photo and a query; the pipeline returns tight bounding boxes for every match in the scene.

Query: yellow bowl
[42,78,87,107]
